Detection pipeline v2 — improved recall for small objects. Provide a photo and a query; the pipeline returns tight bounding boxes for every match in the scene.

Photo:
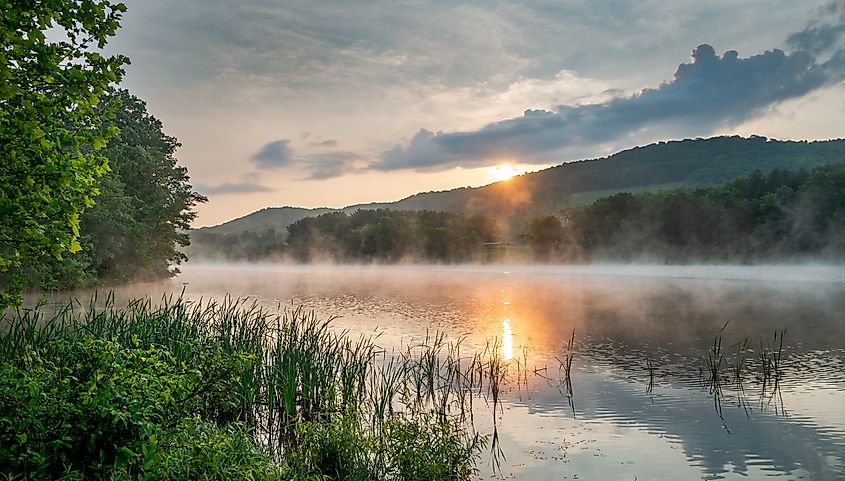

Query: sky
[107,0,845,227]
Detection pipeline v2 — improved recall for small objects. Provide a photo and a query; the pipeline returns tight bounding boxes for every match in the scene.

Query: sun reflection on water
[502,318,514,361]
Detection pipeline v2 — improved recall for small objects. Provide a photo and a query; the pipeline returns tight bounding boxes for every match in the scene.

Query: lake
[51,264,845,480]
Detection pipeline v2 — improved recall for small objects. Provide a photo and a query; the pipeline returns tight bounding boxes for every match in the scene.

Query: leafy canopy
[0,0,128,307]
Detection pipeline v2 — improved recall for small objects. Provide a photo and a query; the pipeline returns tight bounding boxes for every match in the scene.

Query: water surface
[50,264,845,480]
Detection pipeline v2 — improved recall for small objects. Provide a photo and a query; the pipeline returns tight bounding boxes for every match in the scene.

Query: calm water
[53,264,845,480]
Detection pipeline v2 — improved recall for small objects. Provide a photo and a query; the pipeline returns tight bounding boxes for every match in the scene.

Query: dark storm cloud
[194,181,275,195]
[374,39,845,171]
[252,139,294,168]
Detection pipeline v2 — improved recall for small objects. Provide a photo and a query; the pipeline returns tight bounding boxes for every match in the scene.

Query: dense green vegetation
[188,228,286,261]
[192,209,500,263]
[287,210,498,263]
[24,90,206,290]
[0,1,129,308]
[1,297,488,480]
[524,165,845,263]
[2,3,202,307]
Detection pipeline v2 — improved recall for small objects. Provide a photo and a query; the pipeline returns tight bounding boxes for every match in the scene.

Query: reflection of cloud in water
[496,368,845,479]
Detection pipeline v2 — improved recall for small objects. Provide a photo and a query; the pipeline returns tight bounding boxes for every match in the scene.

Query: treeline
[189,228,285,262]
[288,210,498,262]
[525,165,845,263]
[191,210,500,263]
[23,90,206,289]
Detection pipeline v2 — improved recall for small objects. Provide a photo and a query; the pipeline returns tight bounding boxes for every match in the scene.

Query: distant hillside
[196,206,336,235]
[195,136,845,239]
[347,135,845,216]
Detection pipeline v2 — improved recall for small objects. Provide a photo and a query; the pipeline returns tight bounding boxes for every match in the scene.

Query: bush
[0,297,485,480]
[0,338,260,480]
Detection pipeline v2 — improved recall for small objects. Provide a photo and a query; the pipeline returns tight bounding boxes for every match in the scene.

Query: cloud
[304,152,362,180]
[194,181,275,195]
[373,3,845,172]
[247,136,361,179]
[787,0,845,53]
[373,41,845,172]
[252,139,294,168]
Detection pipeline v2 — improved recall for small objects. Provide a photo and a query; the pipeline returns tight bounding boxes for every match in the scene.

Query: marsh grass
[555,330,576,398]
[704,321,729,391]
[759,329,786,387]
[693,323,791,420]
[730,337,751,384]
[0,294,507,480]
[645,357,656,394]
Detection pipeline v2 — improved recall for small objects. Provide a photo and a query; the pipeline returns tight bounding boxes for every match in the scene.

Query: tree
[524,215,564,260]
[85,90,206,282]
[0,1,128,308]
[31,90,208,287]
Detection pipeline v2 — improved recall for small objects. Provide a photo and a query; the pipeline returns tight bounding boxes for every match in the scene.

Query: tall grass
[0,294,501,480]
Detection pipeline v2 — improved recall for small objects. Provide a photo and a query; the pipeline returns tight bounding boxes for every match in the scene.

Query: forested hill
[196,207,336,235]
[350,136,845,215]
[199,136,845,236]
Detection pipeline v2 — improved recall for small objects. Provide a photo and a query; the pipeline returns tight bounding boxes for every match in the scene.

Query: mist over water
[44,263,845,479]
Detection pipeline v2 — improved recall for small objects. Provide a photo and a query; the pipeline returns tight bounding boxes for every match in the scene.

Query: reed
[1,294,495,480]
[646,357,656,394]
[759,329,787,388]
[554,329,576,402]
[704,322,729,390]
[730,337,750,384]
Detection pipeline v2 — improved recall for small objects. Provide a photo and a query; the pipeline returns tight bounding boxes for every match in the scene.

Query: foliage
[286,209,498,263]
[190,209,499,263]
[189,228,285,261]
[523,165,845,262]
[380,414,483,480]
[112,420,292,481]
[27,90,207,289]
[524,215,565,259]
[0,296,488,480]
[0,336,257,480]
[0,0,129,308]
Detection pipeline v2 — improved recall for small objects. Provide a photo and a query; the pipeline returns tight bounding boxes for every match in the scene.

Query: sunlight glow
[488,163,521,182]
[502,318,514,361]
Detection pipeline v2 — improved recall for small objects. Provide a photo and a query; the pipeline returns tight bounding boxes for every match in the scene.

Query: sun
[489,163,520,182]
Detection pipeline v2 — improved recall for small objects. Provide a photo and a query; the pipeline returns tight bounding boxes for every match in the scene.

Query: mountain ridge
[197,135,845,236]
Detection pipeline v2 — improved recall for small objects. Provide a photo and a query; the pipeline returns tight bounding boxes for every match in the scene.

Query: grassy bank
[0,295,489,480]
